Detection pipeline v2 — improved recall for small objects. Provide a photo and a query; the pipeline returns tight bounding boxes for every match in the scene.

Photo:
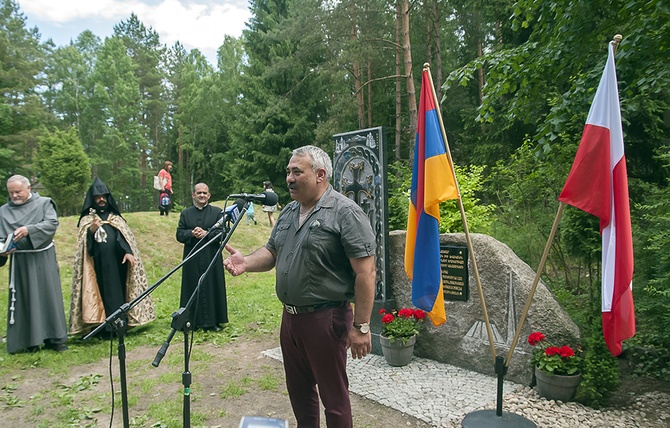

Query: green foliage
[560,207,600,261]
[575,320,620,408]
[0,0,52,177]
[447,0,670,185]
[488,138,592,291]
[386,160,495,233]
[628,151,670,377]
[35,127,90,215]
[627,346,670,382]
[439,164,495,233]
[386,161,411,231]
[228,0,332,200]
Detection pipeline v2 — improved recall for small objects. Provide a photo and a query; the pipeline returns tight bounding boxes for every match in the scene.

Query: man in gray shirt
[224,145,376,428]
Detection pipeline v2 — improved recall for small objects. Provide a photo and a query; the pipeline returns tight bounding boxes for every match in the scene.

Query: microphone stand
[83,219,230,428]
[152,202,248,428]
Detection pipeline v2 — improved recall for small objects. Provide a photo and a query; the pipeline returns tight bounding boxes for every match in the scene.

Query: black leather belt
[283,301,347,315]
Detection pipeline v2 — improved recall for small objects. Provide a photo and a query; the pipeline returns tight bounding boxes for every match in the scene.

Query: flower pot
[534,366,581,402]
[379,334,416,366]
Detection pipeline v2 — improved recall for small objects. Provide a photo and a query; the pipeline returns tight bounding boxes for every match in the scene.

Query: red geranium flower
[527,331,582,376]
[379,307,425,345]
[559,346,575,358]
[528,331,545,346]
[545,346,561,356]
[381,313,395,324]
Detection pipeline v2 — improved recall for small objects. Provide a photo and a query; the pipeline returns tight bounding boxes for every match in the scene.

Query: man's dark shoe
[44,343,68,352]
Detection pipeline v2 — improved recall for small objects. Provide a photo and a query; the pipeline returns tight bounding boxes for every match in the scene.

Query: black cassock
[87,214,132,318]
[176,204,228,329]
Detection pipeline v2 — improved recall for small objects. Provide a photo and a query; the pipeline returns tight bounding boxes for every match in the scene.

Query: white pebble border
[262,348,670,428]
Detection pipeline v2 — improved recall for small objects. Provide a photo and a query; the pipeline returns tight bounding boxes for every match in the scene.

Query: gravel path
[263,348,670,427]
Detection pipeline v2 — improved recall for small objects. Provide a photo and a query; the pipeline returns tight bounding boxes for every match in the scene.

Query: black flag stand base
[461,356,536,428]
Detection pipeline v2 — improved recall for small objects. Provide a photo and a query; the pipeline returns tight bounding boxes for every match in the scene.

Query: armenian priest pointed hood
[78,178,123,226]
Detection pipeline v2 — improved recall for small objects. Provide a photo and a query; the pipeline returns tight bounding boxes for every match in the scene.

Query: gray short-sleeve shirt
[266,186,376,306]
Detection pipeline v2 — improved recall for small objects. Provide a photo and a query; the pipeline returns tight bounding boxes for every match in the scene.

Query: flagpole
[423,63,497,362]
[429,60,536,427]
[504,202,566,364]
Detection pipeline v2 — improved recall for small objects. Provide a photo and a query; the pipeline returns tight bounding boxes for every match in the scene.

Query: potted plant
[528,331,583,402]
[378,307,425,366]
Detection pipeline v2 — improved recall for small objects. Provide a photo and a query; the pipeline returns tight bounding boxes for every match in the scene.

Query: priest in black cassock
[69,178,155,336]
[176,182,228,331]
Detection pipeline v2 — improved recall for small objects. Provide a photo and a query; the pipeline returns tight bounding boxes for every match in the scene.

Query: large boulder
[386,231,580,385]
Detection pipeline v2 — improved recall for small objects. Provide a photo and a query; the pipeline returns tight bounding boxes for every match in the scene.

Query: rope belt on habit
[283,301,347,315]
[8,241,55,326]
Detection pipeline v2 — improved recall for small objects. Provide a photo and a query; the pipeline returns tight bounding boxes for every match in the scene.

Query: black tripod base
[462,410,536,428]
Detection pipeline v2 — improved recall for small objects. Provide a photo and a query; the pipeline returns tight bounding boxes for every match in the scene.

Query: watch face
[360,324,370,334]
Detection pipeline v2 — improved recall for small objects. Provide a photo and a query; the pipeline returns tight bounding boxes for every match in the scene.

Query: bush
[575,320,620,408]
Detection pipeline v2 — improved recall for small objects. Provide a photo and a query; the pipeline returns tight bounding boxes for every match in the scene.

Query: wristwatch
[353,322,370,334]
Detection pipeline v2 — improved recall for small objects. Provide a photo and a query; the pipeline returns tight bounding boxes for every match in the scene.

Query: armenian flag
[404,69,459,326]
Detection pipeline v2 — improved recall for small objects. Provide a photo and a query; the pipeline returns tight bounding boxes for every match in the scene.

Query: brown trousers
[280,304,353,428]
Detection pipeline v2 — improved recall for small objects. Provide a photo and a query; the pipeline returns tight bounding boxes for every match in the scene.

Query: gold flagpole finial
[423,62,430,70]
[612,34,623,47]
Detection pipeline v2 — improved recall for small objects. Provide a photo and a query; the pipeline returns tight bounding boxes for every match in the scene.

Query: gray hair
[291,145,333,182]
[7,175,30,188]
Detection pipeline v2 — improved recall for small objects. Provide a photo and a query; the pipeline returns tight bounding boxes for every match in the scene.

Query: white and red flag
[558,40,635,356]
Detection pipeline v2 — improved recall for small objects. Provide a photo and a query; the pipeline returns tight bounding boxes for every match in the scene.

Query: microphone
[208,198,246,231]
[228,191,279,206]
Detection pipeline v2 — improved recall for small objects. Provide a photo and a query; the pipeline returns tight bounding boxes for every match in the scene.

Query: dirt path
[1,335,431,427]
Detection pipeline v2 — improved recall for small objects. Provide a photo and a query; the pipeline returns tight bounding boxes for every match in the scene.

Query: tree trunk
[401,0,417,163]
[476,12,484,104]
[351,2,365,128]
[395,0,402,161]
[140,150,147,211]
[177,127,184,208]
[367,60,372,127]
[425,1,432,72]
[432,0,443,103]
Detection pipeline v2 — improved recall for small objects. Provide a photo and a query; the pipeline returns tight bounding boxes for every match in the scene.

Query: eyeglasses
[195,192,209,195]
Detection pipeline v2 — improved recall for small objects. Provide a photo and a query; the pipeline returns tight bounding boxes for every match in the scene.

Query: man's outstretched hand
[223,244,246,276]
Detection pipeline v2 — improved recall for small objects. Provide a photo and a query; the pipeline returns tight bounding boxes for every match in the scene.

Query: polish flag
[558,40,635,356]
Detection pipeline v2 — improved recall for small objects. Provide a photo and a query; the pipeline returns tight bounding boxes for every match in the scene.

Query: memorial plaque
[440,244,469,301]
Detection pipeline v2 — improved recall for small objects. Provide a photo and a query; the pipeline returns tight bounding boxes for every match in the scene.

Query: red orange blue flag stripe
[404,69,458,326]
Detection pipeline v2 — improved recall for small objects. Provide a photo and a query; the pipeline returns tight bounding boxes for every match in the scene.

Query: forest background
[0,0,668,403]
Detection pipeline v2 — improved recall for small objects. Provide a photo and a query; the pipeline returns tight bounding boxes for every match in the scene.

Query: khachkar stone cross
[342,160,372,210]
[333,127,389,301]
